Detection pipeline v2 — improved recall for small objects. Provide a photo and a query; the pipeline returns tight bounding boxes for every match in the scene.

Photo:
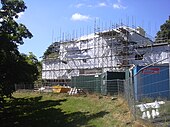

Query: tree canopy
[43,42,60,59]
[155,17,170,43]
[0,0,39,105]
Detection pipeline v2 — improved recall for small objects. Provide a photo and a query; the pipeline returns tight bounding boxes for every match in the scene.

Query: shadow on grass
[0,96,109,127]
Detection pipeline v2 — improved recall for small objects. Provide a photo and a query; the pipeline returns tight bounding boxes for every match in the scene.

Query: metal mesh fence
[124,63,170,126]
[71,74,124,96]
[15,62,170,126]
[14,84,34,90]
[124,69,136,119]
[14,76,124,97]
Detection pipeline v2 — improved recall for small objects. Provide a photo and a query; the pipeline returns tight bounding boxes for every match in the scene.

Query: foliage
[18,52,40,84]
[33,56,42,87]
[0,0,37,105]
[43,42,60,59]
[155,18,170,43]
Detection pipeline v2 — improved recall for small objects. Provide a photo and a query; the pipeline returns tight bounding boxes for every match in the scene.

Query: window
[82,59,87,63]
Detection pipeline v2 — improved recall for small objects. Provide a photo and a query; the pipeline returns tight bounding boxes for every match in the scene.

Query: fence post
[117,79,119,96]
[14,84,17,91]
[168,44,170,99]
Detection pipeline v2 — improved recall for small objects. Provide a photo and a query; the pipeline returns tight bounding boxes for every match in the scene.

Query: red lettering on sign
[142,68,160,74]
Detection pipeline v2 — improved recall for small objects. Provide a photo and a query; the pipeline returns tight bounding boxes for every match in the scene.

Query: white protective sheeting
[42,26,169,80]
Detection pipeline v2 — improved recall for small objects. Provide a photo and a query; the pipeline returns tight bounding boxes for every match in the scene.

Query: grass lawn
[0,91,144,127]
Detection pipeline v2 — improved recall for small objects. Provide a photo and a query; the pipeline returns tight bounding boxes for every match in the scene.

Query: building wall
[130,44,170,65]
[42,26,168,80]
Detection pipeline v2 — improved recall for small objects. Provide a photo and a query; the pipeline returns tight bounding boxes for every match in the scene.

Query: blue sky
[17,0,170,59]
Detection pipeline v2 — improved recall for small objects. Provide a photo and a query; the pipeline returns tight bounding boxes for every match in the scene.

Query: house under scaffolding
[42,26,170,85]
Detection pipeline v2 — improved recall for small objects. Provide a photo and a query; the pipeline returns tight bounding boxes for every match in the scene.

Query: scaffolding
[42,22,169,86]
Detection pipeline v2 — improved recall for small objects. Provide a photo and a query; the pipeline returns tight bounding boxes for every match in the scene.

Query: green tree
[34,60,42,87]
[43,42,60,59]
[18,53,40,85]
[155,17,170,43]
[0,0,33,104]
[22,52,42,87]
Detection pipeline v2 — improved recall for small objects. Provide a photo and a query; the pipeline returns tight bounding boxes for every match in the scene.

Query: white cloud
[75,3,84,8]
[18,12,24,19]
[98,2,107,7]
[113,0,126,9]
[113,4,120,9]
[90,2,107,8]
[71,13,91,21]
[87,4,93,8]
[73,2,107,8]
[14,12,24,21]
